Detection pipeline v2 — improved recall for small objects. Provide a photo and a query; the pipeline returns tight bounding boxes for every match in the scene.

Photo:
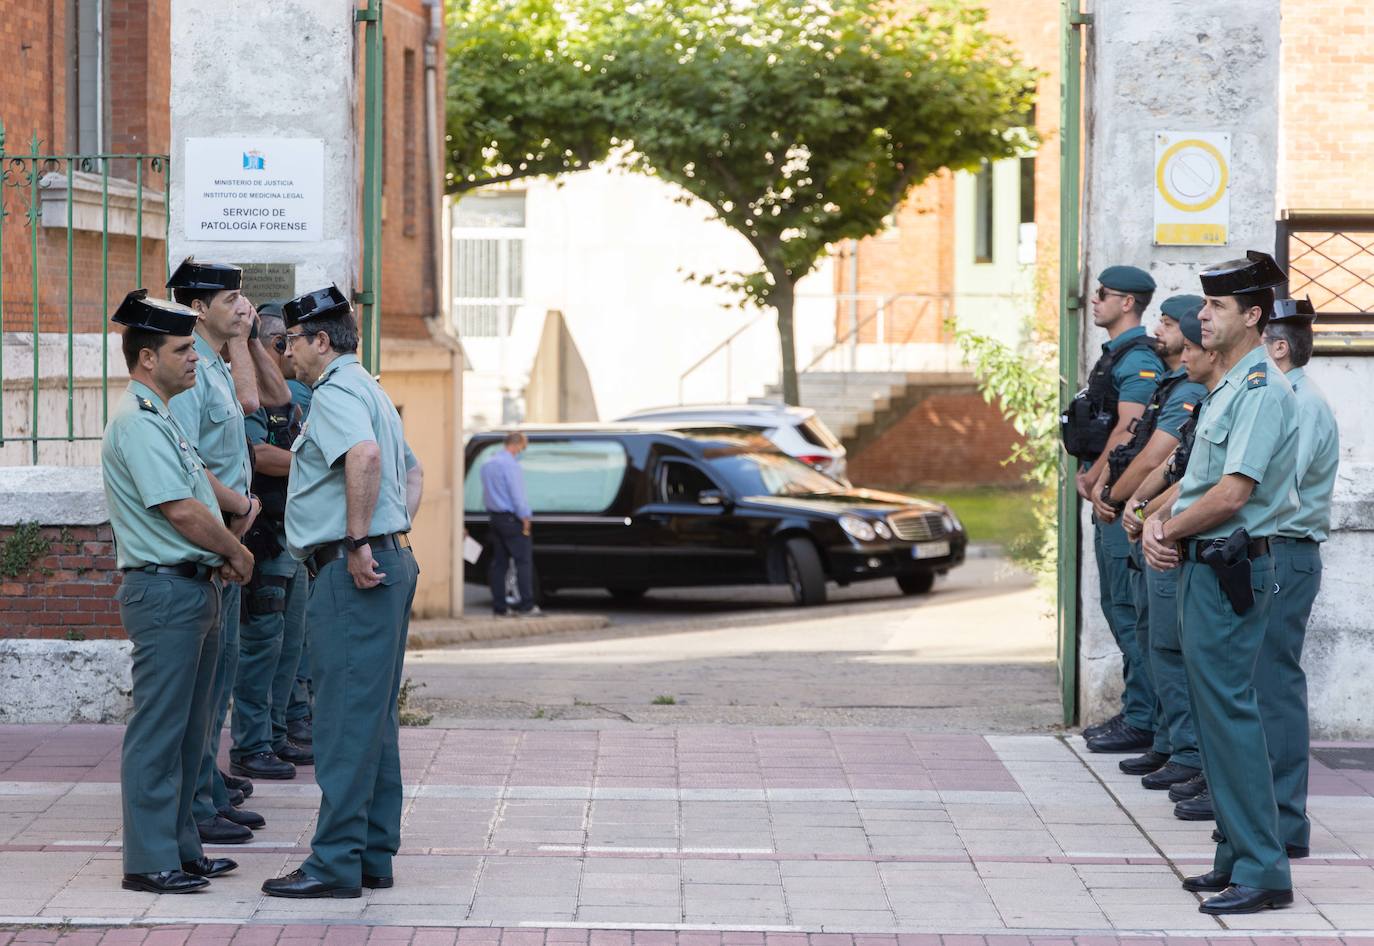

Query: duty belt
[306,532,411,578]
[122,562,215,581]
[1272,536,1319,545]
[1184,536,1269,562]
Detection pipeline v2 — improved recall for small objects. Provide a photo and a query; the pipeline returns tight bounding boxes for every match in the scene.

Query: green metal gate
[0,122,170,464]
[357,0,384,374]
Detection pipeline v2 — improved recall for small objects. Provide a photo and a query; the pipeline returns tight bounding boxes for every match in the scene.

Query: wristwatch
[344,535,370,551]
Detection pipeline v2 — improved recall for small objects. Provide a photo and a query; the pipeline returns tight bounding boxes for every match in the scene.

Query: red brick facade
[846,389,1033,490]
[0,525,123,639]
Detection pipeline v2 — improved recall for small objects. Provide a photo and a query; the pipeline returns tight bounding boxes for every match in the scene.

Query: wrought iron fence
[1278,212,1374,348]
[0,123,169,464]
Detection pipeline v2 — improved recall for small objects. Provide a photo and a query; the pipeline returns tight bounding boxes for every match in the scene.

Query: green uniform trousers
[287,626,314,725]
[231,546,307,759]
[1144,561,1200,769]
[1179,554,1290,890]
[300,547,418,887]
[1127,544,1169,755]
[1257,538,1320,851]
[192,582,242,822]
[1094,517,1155,730]
[118,572,220,873]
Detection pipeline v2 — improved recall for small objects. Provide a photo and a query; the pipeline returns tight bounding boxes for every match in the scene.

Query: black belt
[306,532,411,577]
[1184,536,1270,562]
[122,562,215,581]
[1273,536,1319,545]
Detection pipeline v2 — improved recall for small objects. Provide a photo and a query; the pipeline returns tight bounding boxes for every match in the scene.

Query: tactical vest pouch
[1199,527,1254,615]
[1060,393,1114,460]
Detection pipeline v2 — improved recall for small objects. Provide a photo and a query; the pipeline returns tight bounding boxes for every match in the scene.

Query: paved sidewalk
[3,725,1374,937]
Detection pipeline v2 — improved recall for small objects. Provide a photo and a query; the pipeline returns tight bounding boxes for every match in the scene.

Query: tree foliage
[446,0,1038,403]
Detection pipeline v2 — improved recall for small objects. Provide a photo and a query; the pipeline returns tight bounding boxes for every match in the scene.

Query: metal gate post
[1057,0,1091,727]
[357,0,384,374]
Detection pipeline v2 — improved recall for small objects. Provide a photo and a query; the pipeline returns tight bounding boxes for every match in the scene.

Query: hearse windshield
[703,449,839,497]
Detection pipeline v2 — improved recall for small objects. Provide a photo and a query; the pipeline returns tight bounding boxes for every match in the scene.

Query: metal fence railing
[0,123,169,464]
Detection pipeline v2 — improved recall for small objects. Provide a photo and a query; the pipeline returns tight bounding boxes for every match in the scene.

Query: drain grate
[1312,747,1374,771]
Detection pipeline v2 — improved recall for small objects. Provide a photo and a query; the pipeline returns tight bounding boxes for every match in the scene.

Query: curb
[407,613,611,648]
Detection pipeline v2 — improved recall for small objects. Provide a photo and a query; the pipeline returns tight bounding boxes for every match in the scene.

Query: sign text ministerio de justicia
[183,137,325,242]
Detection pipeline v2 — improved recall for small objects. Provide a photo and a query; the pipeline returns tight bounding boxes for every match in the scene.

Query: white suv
[616,403,849,484]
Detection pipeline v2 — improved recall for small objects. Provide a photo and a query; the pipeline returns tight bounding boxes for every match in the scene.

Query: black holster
[1200,527,1254,615]
[244,573,290,616]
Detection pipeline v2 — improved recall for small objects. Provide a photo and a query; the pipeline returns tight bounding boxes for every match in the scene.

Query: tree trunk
[773,284,800,406]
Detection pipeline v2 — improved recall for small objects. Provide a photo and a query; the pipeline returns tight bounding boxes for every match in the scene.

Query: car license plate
[912,540,951,559]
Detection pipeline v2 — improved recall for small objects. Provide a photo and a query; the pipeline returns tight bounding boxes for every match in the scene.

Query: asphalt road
[406,553,1063,732]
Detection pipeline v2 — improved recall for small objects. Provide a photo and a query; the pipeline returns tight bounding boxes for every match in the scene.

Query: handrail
[677,313,767,403]
[799,291,948,375]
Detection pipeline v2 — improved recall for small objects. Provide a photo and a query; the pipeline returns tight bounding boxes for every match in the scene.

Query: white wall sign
[184,137,323,242]
[1153,131,1230,246]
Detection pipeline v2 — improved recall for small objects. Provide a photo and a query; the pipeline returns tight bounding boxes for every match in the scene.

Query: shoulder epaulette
[1245,362,1268,389]
[136,396,158,413]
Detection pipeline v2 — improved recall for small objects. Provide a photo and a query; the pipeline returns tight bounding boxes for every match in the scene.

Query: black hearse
[462,424,967,605]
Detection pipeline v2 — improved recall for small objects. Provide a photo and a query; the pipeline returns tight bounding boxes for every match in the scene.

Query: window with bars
[451,192,526,338]
[1278,212,1374,348]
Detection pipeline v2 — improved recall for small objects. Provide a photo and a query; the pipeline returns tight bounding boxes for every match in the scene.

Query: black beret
[283,285,351,328]
[1199,251,1286,296]
[165,257,243,291]
[112,289,199,336]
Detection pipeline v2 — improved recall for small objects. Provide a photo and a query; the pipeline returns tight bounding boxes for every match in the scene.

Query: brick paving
[3,726,1374,936]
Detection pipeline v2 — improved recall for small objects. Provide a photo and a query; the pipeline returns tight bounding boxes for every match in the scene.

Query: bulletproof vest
[253,402,302,523]
[1165,414,1197,486]
[1060,333,1156,461]
[1103,371,1189,486]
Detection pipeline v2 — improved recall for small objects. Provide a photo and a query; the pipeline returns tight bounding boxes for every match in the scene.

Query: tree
[447,0,1037,404]
[445,0,615,193]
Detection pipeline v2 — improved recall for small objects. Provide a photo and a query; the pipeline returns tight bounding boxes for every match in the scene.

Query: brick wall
[846,389,1032,489]
[0,525,123,640]
[1281,0,1374,211]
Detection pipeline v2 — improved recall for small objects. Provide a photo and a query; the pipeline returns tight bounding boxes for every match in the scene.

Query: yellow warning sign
[1154,132,1230,246]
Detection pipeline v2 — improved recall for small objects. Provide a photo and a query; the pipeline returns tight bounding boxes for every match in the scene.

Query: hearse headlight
[839,515,877,541]
[873,520,893,540]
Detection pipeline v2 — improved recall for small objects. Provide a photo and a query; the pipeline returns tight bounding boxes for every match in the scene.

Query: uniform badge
[1138,370,1157,379]
[1183,402,1195,412]
[136,396,157,413]
[1245,363,1268,389]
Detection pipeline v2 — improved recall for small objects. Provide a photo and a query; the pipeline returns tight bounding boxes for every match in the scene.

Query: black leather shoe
[262,868,361,899]
[1119,750,1169,775]
[218,805,266,829]
[1143,761,1202,790]
[1174,790,1214,821]
[231,751,296,780]
[277,741,314,766]
[1169,772,1208,802]
[221,769,253,798]
[121,869,209,894]
[197,815,253,844]
[1287,844,1310,859]
[227,788,246,808]
[1182,868,1231,892]
[1083,713,1124,739]
[1212,828,1225,843]
[362,874,394,889]
[1087,723,1153,754]
[181,856,238,878]
[287,716,314,746]
[1199,884,1293,915]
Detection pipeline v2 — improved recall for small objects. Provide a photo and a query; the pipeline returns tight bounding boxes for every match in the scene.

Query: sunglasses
[1095,287,1132,301]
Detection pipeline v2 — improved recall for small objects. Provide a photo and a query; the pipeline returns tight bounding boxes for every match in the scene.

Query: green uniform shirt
[284,354,417,560]
[101,381,224,569]
[1154,366,1209,440]
[1173,344,1299,539]
[169,334,252,496]
[1108,326,1166,406]
[1280,366,1340,541]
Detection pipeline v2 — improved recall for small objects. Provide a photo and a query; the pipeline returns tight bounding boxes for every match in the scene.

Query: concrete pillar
[1077,0,1281,723]
[168,0,356,293]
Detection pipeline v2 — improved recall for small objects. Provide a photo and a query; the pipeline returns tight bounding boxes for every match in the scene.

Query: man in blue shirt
[480,432,540,616]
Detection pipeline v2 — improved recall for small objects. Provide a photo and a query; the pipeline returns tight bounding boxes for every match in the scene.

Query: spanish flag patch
[1139,370,1157,379]
[1183,402,1195,412]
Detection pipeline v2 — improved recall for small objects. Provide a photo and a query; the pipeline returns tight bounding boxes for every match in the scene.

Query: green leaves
[447,0,1039,404]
